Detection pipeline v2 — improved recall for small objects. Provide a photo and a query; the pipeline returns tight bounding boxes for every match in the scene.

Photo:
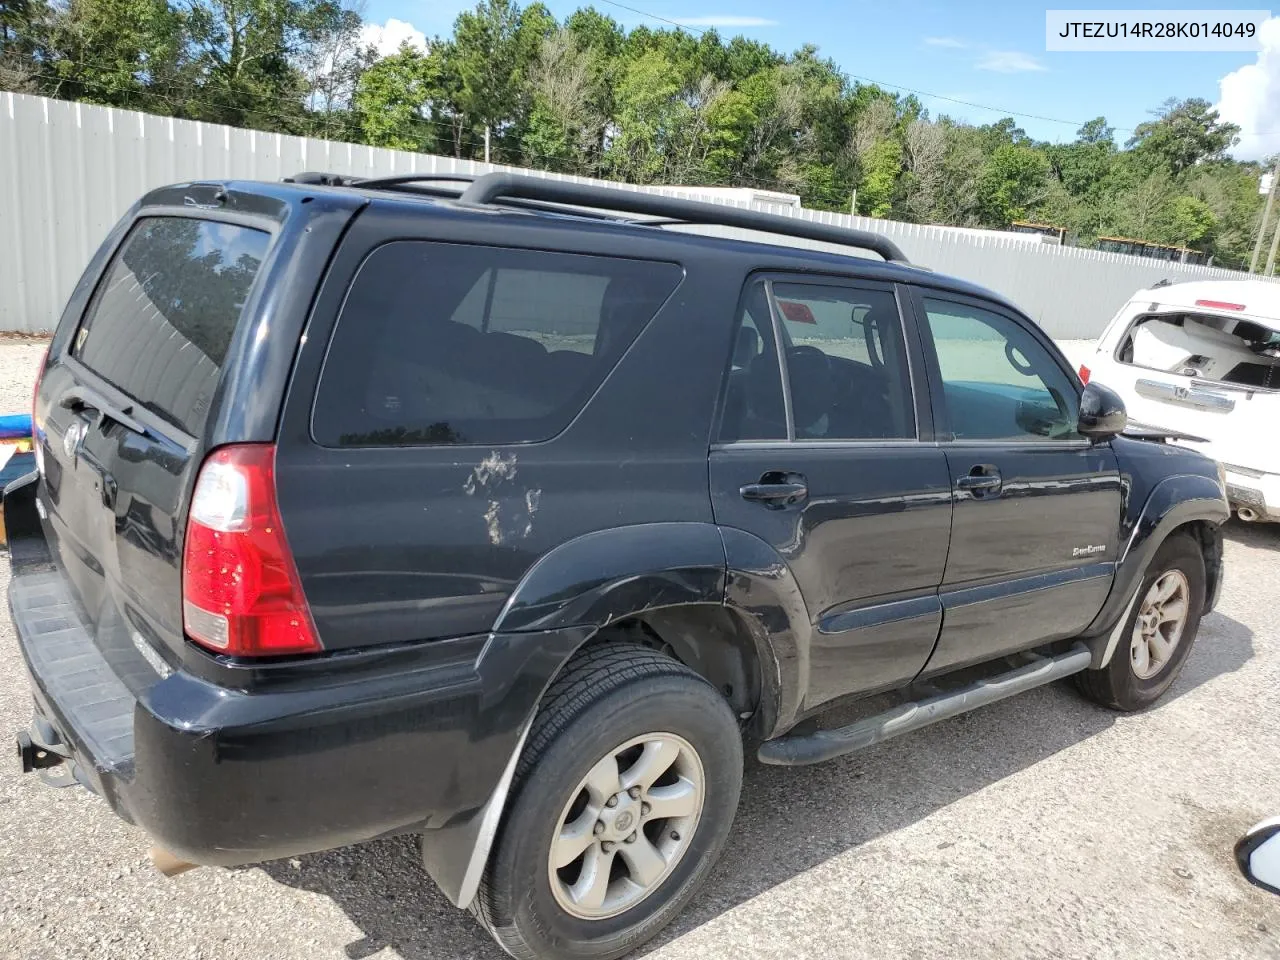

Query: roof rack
[458,172,910,264]
[283,172,478,191]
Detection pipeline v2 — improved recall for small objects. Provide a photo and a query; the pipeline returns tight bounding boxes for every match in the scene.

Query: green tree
[353,44,430,149]
[35,0,184,110]
[182,0,352,130]
[976,143,1051,225]
[520,27,602,172]
[1164,195,1217,248]
[1126,98,1240,176]
[606,48,682,183]
[452,0,549,159]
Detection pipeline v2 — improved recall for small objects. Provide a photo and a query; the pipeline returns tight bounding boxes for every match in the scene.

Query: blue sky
[358,1,1280,159]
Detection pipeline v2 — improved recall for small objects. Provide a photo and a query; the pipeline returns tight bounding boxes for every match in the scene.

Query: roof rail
[458,172,910,264]
[283,171,353,185]
[355,173,477,190]
[282,172,478,190]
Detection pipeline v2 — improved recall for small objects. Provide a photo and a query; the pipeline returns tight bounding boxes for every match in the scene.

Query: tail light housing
[32,346,48,476]
[182,444,321,657]
[1078,364,1091,384]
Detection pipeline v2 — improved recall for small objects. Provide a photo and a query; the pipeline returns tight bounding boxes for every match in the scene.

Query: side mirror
[1077,381,1127,440]
[1236,819,1280,896]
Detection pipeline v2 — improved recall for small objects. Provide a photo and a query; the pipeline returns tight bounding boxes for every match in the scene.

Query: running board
[757,644,1092,766]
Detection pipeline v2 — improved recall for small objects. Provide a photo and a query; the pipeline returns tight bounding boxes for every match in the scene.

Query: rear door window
[771,282,915,440]
[72,216,270,436]
[312,241,682,446]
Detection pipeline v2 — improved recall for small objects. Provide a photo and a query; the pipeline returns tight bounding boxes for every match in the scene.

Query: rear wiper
[60,386,150,438]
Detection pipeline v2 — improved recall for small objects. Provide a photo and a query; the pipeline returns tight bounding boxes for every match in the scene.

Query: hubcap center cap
[599,794,640,842]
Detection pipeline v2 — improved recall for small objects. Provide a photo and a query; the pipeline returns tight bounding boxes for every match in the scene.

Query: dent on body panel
[463,451,543,547]
[719,526,811,737]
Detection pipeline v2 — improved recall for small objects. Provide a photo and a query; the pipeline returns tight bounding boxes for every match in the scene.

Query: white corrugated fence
[0,91,1265,337]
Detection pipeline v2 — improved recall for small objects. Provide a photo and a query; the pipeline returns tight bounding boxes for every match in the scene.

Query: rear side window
[313,242,682,447]
[771,283,915,440]
[72,217,270,435]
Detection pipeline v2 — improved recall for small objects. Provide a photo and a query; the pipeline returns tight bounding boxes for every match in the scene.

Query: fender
[423,522,728,908]
[1082,471,1227,668]
[718,525,814,740]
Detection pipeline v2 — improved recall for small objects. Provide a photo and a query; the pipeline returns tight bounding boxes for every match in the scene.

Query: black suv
[8,173,1227,959]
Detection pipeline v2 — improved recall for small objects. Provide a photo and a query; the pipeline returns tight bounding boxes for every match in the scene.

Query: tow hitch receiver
[16,730,63,773]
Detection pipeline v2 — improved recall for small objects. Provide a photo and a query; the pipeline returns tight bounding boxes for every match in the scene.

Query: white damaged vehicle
[1082,279,1280,523]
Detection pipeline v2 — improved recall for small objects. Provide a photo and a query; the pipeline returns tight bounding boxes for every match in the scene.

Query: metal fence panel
[1,91,1269,336]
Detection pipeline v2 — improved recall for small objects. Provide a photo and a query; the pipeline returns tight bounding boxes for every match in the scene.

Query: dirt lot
[2,341,1279,960]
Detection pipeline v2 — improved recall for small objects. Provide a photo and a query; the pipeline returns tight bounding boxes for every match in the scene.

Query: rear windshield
[313,241,682,447]
[72,216,271,435]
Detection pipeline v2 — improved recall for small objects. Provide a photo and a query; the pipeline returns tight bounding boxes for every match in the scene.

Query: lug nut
[625,832,636,843]
[628,786,641,799]
[641,802,651,816]
[606,795,619,808]
[594,821,605,836]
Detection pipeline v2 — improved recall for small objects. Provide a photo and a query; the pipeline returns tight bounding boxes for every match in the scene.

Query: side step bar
[757,644,1093,766]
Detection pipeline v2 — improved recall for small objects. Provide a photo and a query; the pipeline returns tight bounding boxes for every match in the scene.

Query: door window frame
[903,285,1090,448]
[713,271,936,448]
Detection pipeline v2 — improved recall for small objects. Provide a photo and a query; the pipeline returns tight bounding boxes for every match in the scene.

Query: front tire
[1075,532,1206,711]
[473,642,743,960]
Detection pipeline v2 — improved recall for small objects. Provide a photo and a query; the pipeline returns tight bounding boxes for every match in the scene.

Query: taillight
[1078,364,1091,384]
[32,346,48,475]
[182,444,320,657]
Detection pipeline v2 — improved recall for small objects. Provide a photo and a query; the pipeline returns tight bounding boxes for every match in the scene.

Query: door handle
[956,465,1002,496]
[740,471,808,507]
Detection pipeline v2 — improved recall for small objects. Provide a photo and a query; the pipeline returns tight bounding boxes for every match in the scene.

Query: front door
[910,290,1124,677]
[710,276,953,711]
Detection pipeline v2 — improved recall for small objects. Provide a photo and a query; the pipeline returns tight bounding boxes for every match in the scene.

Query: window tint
[313,242,682,447]
[718,282,785,441]
[72,217,270,435]
[922,298,1079,441]
[771,283,914,440]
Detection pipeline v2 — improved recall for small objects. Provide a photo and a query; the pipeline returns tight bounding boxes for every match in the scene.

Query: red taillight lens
[182,444,320,657]
[32,347,47,423]
[1194,299,1245,312]
[32,346,49,475]
[1078,364,1091,384]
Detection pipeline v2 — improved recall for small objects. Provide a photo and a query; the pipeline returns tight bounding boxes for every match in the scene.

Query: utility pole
[484,125,491,164]
[849,189,857,215]
[1251,159,1279,273]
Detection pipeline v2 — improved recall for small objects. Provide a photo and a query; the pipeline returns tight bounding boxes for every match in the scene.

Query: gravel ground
[2,340,1280,960]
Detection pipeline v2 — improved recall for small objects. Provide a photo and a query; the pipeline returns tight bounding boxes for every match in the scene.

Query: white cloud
[976,50,1047,73]
[672,15,778,27]
[1216,16,1280,161]
[924,36,967,48]
[361,18,428,57]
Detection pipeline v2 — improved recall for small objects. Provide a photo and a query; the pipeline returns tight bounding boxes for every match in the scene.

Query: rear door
[909,289,1123,677]
[710,275,953,710]
[35,214,273,677]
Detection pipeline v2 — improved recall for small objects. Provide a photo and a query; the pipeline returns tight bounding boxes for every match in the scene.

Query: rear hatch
[33,214,273,688]
[1101,305,1280,475]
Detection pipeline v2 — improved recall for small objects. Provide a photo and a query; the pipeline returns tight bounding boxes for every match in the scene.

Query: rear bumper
[1222,466,1280,521]
[8,557,578,872]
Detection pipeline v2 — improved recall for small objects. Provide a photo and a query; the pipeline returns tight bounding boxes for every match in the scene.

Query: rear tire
[473,642,743,960]
[1075,533,1205,711]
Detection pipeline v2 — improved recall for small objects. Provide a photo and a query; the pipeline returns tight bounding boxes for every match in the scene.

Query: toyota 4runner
[7,172,1227,960]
